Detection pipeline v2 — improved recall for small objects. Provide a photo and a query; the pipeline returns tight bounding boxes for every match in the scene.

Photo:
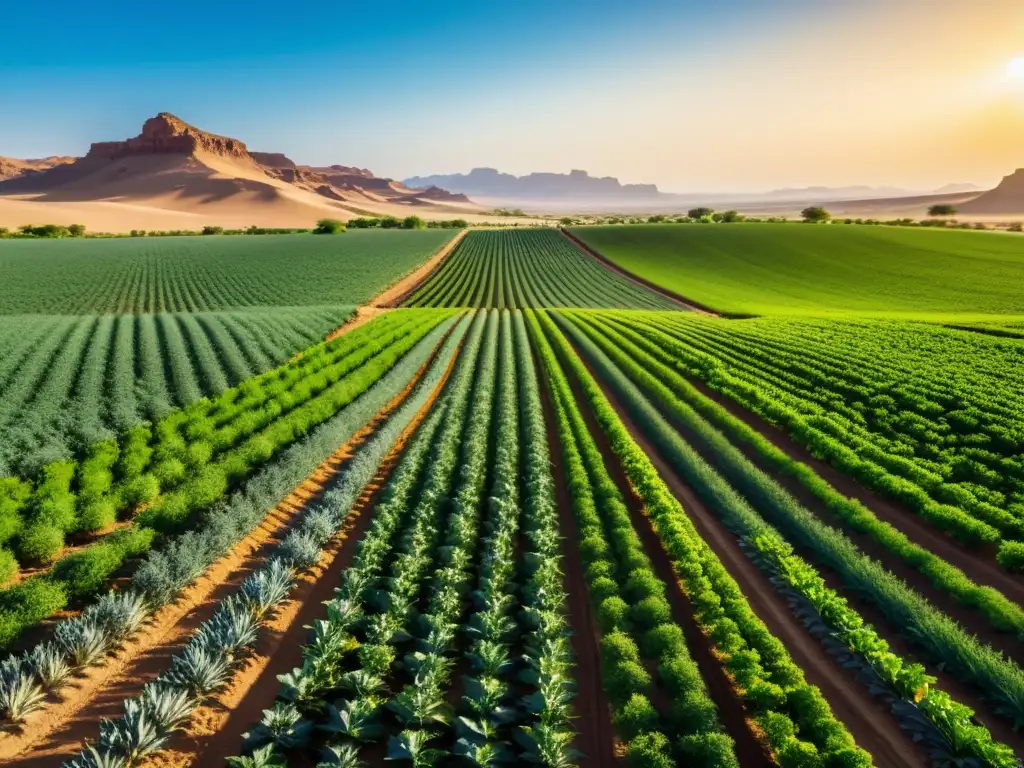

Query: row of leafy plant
[563,310,1024,638]
[0,316,466,729]
[550,312,1020,765]
[530,309,874,767]
[0,311,454,648]
[403,229,676,310]
[619,313,1024,569]
[55,314,472,768]
[531,309,740,767]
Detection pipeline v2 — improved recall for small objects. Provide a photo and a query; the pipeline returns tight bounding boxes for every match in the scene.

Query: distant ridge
[403,167,663,202]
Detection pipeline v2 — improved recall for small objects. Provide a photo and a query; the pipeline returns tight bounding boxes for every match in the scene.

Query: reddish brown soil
[535,356,618,767]
[324,306,392,343]
[558,229,719,315]
[3,324,459,768]
[141,320,466,768]
[559,340,928,767]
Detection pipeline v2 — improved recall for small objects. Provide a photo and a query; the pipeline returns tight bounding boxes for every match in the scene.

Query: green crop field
[571,223,1024,320]
[404,228,677,309]
[0,230,455,314]
[1,227,1023,768]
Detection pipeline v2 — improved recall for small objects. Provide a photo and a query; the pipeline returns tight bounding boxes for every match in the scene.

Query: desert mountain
[0,156,77,182]
[404,167,662,203]
[957,170,1024,215]
[0,113,479,231]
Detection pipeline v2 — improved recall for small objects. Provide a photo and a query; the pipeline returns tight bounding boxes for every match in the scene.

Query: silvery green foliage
[84,592,151,642]
[64,744,128,768]
[317,741,363,768]
[300,506,337,545]
[242,559,294,617]
[55,618,109,668]
[0,657,45,722]
[198,596,259,656]
[140,681,195,730]
[276,529,321,569]
[29,642,73,689]
[226,744,286,768]
[166,642,230,696]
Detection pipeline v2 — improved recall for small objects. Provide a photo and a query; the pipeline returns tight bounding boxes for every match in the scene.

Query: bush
[624,568,663,602]
[630,595,672,630]
[0,578,68,646]
[52,543,127,599]
[996,540,1024,571]
[678,732,739,767]
[801,206,831,223]
[313,218,346,234]
[17,523,65,564]
[927,204,957,217]
[598,595,630,632]
[601,630,642,664]
[641,623,686,659]
[124,474,160,506]
[604,659,651,704]
[401,215,426,230]
[77,498,118,533]
[614,694,659,741]
[625,731,674,768]
[0,548,17,585]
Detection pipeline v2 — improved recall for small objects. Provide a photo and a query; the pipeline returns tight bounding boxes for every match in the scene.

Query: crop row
[0,310,456,649]
[228,310,577,767]
[403,229,677,310]
[0,231,456,315]
[618,313,1024,566]
[550,310,1020,765]
[0,313,466,738]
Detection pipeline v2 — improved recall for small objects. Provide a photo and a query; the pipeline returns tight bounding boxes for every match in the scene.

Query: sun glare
[1008,57,1024,78]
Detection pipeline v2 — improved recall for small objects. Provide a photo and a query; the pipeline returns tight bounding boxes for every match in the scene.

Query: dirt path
[562,345,928,767]
[323,305,393,343]
[372,228,468,308]
[3,327,455,768]
[142,323,465,768]
[558,229,719,315]
[535,356,618,767]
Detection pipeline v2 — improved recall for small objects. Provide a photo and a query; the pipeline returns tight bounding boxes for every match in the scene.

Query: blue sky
[3,0,1024,191]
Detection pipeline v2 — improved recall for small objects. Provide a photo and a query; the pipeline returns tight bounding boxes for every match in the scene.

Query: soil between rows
[559,336,928,767]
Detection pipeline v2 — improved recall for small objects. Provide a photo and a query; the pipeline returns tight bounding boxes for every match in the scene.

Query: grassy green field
[571,223,1024,319]
[0,230,455,314]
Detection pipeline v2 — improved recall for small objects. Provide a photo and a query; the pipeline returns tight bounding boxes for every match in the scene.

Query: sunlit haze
[2,0,1024,193]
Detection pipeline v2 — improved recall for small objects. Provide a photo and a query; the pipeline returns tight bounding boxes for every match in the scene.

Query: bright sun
[1008,57,1024,78]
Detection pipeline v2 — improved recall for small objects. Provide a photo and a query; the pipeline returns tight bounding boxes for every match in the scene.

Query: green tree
[401,215,426,230]
[928,204,957,217]
[688,207,714,220]
[380,216,402,229]
[313,218,346,234]
[202,225,224,235]
[801,206,831,223]
[68,224,86,237]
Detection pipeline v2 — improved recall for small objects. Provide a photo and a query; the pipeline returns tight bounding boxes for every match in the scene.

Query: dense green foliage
[553,311,1022,760]
[404,229,676,309]
[0,230,455,314]
[0,307,352,474]
[0,311,455,647]
[599,313,1024,564]
[563,310,1024,636]
[570,224,1024,318]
